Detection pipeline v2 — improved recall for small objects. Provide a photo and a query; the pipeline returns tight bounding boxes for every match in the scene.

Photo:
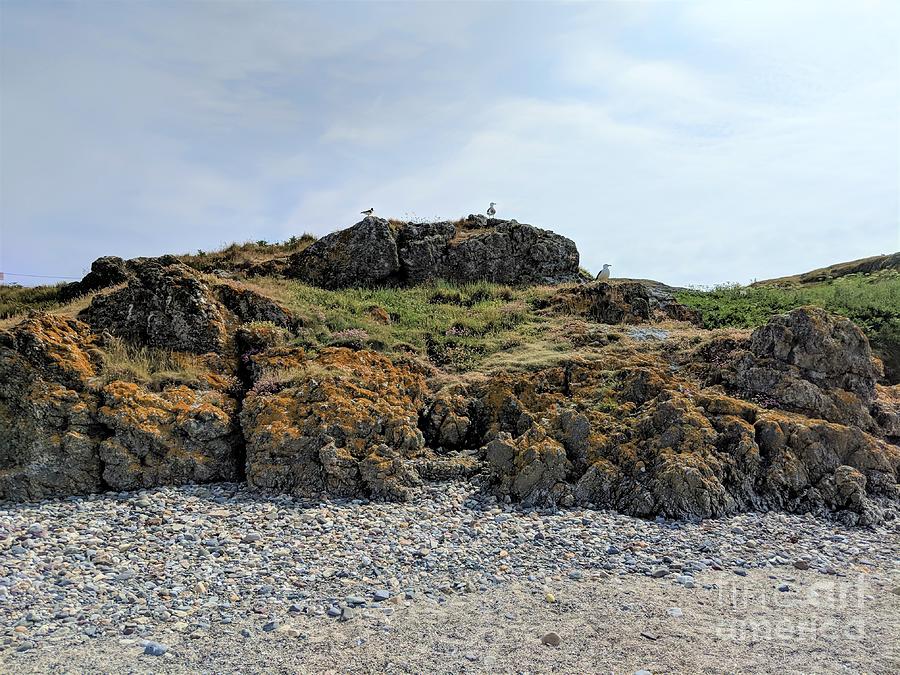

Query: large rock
[468,359,899,523]
[286,216,581,287]
[723,307,884,430]
[97,381,241,490]
[241,348,428,500]
[78,260,228,354]
[548,280,700,324]
[288,217,400,289]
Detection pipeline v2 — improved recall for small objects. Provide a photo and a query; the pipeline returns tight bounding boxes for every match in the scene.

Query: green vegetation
[675,271,899,333]
[249,278,560,370]
[677,271,900,379]
[0,283,64,319]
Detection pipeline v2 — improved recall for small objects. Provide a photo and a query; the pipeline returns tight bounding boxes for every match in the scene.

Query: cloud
[0,1,897,286]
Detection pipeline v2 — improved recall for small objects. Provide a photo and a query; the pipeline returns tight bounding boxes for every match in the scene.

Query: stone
[666,607,683,618]
[373,590,391,602]
[59,256,131,302]
[143,641,168,656]
[263,621,280,632]
[540,631,561,647]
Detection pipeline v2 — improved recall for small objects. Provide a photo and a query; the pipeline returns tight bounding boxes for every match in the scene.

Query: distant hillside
[753,252,900,287]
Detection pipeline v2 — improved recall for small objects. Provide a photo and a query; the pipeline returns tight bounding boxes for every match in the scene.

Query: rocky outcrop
[76,259,298,355]
[548,281,700,324]
[79,260,228,354]
[59,256,131,302]
[287,216,581,288]
[0,315,106,500]
[241,348,428,500]
[0,312,242,501]
[96,381,241,490]
[715,307,889,432]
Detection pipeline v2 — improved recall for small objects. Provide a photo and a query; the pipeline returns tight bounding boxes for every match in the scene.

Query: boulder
[78,260,228,354]
[0,312,243,501]
[59,256,131,302]
[288,217,400,289]
[0,315,106,500]
[724,307,882,429]
[549,281,699,324]
[96,381,241,490]
[286,216,581,287]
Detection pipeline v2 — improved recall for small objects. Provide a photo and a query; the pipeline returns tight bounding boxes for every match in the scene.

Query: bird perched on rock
[361,207,374,217]
[487,202,496,217]
[597,264,612,281]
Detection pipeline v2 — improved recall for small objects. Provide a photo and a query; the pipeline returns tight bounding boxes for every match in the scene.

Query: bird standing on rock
[361,207,374,217]
[487,202,496,217]
[597,264,612,281]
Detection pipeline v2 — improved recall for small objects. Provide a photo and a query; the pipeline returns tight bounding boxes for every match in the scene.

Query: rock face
[287,216,581,288]
[0,313,241,501]
[241,348,427,500]
[0,315,106,500]
[79,260,229,354]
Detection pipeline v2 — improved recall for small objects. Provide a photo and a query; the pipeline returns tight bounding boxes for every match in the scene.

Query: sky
[1,0,898,287]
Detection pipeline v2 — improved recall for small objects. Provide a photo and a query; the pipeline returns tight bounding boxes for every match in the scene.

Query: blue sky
[1,0,897,286]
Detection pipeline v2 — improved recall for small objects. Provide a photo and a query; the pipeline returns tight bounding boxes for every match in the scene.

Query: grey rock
[143,641,168,656]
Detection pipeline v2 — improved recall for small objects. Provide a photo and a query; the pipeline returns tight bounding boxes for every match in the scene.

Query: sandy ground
[4,568,898,674]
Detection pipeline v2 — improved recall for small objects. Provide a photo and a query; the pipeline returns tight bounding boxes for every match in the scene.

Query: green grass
[0,284,65,319]
[249,278,560,370]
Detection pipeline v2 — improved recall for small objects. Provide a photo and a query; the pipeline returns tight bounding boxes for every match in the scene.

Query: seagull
[596,264,612,281]
[486,202,496,217]
[361,207,374,217]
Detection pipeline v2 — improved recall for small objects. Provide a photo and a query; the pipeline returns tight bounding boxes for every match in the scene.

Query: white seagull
[597,264,612,281]
[361,207,374,216]
[486,202,496,217]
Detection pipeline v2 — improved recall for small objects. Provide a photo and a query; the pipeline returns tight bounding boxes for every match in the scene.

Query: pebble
[778,584,791,592]
[0,480,893,650]
[143,641,168,656]
[540,632,561,647]
[635,670,653,675]
[666,607,684,618]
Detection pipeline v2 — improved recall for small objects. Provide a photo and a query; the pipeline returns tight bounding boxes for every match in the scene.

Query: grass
[675,271,900,334]
[178,235,316,274]
[247,278,562,371]
[97,336,232,391]
[0,283,65,319]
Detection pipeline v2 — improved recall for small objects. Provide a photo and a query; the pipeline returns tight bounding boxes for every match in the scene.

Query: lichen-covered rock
[723,307,882,429]
[0,313,242,501]
[474,357,899,522]
[286,216,581,288]
[420,391,474,451]
[79,260,228,354]
[96,381,241,490]
[214,282,298,331]
[486,427,572,506]
[241,348,427,500]
[0,315,106,500]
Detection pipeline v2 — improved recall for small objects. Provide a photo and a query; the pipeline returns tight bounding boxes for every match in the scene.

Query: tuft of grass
[97,336,226,390]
